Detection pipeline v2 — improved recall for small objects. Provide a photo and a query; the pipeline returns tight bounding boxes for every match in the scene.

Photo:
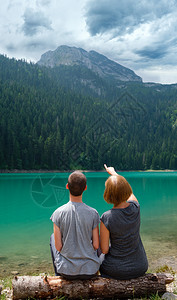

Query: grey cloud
[6,43,17,53]
[85,0,175,36]
[24,39,54,50]
[134,34,177,61]
[5,39,51,54]
[135,47,167,60]
[22,8,52,36]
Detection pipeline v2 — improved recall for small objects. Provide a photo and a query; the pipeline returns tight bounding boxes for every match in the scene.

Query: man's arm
[92,225,99,250]
[53,223,63,252]
[100,221,110,254]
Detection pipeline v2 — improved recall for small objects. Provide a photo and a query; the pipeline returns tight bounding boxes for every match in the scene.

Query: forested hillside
[0,54,177,170]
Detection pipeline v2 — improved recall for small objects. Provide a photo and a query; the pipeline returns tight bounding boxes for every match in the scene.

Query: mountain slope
[37,45,142,83]
[1,54,177,170]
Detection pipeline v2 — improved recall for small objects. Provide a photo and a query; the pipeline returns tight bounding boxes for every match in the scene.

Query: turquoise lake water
[0,171,177,277]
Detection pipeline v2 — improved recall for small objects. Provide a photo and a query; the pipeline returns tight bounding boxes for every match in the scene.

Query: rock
[162,292,177,300]
[2,287,13,300]
[11,271,19,275]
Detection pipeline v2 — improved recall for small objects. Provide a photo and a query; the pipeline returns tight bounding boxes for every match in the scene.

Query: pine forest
[0,54,177,171]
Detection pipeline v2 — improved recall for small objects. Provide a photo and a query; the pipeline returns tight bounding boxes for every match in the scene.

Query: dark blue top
[100,200,148,279]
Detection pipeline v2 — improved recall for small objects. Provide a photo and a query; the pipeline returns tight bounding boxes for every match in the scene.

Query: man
[50,171,100,279]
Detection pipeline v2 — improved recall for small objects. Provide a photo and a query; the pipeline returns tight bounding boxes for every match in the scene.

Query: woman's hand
[104,164,118,176]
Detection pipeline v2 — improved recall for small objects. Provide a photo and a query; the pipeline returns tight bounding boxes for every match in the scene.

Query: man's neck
[69,194,83,203]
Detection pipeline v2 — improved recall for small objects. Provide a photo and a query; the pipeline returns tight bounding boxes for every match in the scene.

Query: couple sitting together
[50,165,148,280]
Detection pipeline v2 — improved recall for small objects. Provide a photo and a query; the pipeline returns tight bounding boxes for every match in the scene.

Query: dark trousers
[50,234,97,280]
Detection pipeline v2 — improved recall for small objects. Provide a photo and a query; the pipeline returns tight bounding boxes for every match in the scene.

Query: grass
[0,276,13,300]
[155,264,176,276]
[140,292,163,300]
[0,294,6,300]
[0,277,12,290]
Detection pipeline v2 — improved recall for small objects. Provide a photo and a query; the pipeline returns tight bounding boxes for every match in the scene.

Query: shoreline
[0,169,176,173]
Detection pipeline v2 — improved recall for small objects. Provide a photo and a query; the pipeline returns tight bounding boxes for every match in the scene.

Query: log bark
[12,273,174,299]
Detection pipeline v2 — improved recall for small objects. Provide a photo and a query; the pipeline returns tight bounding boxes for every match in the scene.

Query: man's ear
[84,185,87,191]
[66,183,69,189]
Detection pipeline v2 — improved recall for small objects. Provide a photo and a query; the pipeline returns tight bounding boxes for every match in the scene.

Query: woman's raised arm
[104,164,118,176]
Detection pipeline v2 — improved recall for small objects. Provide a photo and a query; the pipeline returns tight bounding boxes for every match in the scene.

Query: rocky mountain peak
[37,45,142,82]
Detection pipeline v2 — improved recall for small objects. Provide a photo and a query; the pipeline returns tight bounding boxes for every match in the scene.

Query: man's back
[50,201,100,276]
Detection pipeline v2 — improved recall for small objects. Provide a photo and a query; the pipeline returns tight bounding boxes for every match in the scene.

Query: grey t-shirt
[50,201,101,275]
[100,200,148,279]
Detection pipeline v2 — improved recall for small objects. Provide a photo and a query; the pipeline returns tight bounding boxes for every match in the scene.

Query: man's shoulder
[82,203,99,215]
[52,202,70,214]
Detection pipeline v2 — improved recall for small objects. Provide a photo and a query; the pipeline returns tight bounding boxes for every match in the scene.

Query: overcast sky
[1,0,177,84]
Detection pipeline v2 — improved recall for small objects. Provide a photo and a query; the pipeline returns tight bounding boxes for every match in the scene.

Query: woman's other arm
[92,226,99,250]
[100,221,110,254]
[53,223,63,252]
[127,193,139,202]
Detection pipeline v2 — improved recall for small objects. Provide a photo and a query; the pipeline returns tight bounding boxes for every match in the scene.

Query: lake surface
[0,171,177,277]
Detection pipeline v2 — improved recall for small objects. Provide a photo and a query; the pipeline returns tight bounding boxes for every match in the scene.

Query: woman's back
[100,200,148,279]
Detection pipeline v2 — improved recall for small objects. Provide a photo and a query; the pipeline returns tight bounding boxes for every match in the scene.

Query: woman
[100,164,148,279]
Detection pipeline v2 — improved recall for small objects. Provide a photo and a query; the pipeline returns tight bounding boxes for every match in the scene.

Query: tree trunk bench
[12,273,174,299]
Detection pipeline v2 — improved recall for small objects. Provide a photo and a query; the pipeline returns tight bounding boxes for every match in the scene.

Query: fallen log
[12,273,174,299]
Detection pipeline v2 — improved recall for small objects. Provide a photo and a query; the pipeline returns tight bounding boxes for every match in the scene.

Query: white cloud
[36,0,50,6]
[138,66,177,84]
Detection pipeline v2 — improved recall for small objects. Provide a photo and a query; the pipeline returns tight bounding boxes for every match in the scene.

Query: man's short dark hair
[68,171,87,196]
